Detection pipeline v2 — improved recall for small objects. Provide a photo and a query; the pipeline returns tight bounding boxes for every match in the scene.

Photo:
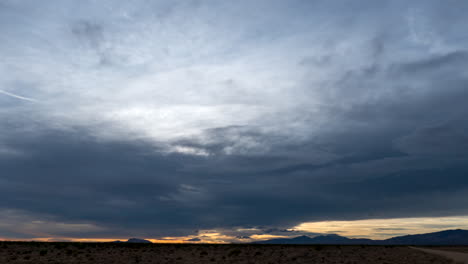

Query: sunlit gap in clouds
[293,216,468,239]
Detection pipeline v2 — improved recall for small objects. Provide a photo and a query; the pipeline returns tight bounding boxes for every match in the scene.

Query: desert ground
[412,247,468,264]
[0,241,463,264]
[425,247,468,254]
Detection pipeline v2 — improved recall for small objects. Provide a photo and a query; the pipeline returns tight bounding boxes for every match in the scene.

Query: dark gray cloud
[1,0,468,240]
[71,21,104,49]
[1,115,468,239]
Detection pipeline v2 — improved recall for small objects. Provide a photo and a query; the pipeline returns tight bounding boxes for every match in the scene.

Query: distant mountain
[127,238,152,243]
[112,238,152,243]
[253,234,373,245]
[252,235,314,244]
[251,229,468,245]
[384,229,468,245]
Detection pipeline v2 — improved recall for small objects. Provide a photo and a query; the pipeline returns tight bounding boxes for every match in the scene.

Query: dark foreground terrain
[426,246,468,254]
[0,241,459,264]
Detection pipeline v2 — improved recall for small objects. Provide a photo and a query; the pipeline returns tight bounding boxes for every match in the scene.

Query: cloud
[0,209,105,239]
[1,126,467,239]
[0,0,468,240]
[394,119,468,156]
[294,216,468,239]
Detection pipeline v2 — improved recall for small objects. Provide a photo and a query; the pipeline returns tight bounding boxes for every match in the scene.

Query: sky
[1,0,468,243]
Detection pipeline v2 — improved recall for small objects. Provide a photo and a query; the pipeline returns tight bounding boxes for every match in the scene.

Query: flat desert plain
[426,246,468,254]
[0,242,459,264]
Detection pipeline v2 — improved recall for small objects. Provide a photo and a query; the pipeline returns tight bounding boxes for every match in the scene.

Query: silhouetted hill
[253,234,374,245]
[384,229,468,245]
[112,238,152,243]
[251,229,468,245]
[251,235,314,244]
[127,238,152,243]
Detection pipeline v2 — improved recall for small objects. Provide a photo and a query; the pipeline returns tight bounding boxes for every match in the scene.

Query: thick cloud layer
[1,0,468,240]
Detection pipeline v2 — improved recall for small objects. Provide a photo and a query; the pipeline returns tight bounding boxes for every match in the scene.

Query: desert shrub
[40,249,48,256]
[54,243,66,250]
[229,249,241,257]
[76,243,86,249]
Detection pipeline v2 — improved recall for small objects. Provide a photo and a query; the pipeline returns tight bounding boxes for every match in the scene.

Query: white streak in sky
[0,89,38,102]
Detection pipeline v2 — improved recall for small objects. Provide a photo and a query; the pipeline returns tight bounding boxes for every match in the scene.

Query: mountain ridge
[112,238,152,243]
[251,229,468,245]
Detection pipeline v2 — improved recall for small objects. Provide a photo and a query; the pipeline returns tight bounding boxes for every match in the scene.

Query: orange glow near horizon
[293,215,468,239]
[0,237,205,244]
[2,216,468,243]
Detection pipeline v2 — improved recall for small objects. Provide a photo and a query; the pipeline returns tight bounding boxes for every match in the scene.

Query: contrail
[0,89,38,102]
